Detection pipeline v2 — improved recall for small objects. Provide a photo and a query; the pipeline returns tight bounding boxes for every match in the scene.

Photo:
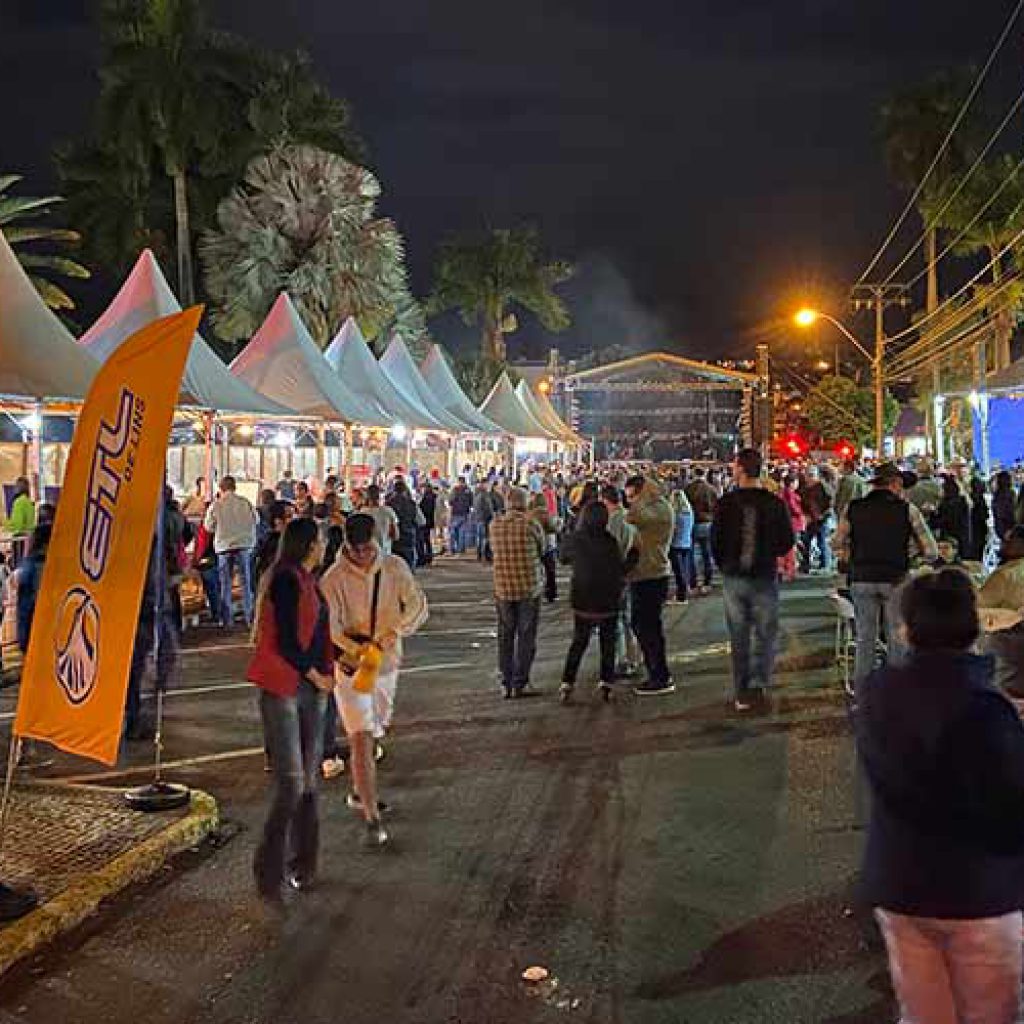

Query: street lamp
[794,308,885,456]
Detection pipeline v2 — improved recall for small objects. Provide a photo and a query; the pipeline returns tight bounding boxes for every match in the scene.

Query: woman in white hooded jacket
[319,513,428,846]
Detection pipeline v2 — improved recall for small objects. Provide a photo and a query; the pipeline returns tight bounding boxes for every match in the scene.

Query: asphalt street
[0,557,890,1024]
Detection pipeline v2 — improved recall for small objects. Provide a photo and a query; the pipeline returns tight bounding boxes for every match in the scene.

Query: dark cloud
[0,0,1007,356]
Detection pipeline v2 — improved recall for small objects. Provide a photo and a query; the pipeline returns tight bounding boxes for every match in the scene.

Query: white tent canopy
[325,318,447,431]
[479,372,556,439]
[78,250,288,417]
[231,294,389,426]
[515,379,580,445]
[0,229,97,402]
[419,345,503,435]
[379,336,471,434]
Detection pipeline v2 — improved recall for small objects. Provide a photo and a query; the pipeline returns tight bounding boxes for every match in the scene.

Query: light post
[794,308,885,457]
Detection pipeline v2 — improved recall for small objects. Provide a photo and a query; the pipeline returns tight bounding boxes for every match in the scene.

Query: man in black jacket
[710,448,794,710]
[856,569,1024,1024]
[833,462,937,684]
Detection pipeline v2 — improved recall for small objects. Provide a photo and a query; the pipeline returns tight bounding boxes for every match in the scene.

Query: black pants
[542,550,558,602]
[416,525,434,566]
[669,547,691,601]
[562,614,617,684]
[630,577,671,684]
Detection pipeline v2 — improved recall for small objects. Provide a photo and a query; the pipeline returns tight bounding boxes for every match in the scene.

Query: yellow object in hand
[352,642,383,694]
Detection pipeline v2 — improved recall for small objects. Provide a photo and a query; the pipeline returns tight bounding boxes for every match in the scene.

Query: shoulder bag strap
[369,568,382,640]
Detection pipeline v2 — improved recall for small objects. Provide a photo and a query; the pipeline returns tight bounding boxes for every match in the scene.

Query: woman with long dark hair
[967,476,989,562]
[993,471,1018,545]
[247,518,334,903]
[935,474,970,560]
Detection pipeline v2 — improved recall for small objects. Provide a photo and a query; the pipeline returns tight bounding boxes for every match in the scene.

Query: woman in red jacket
[247,518,335,903]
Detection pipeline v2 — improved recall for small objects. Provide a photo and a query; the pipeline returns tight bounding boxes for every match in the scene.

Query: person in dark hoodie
[855,568,1024,1024]
[559,501,638,704]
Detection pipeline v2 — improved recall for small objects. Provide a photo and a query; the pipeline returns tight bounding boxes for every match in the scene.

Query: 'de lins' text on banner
[14,308,202,766]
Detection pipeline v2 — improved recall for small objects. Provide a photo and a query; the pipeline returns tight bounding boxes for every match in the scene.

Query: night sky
[0,0,1011,361]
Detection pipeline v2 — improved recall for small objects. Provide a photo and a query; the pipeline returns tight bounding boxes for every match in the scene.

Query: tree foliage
[59,1,361,296]
[880,70,978,196]
[427,227,572,361]
[0,174,90,310]
[200,145,425,352]
[802,375,899,448]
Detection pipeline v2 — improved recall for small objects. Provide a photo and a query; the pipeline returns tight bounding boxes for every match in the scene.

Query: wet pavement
[0,557,890,1023]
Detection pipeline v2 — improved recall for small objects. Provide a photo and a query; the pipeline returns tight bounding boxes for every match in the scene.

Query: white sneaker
[321,756,346,780]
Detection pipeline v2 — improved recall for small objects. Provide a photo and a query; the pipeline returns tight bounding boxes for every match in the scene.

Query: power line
[904,156,1024,290]
[887,307,1003,378]
[886,268,1021,367]
[881,84,1024,287]
[876,219,1024,350]
[856,0,1024,284]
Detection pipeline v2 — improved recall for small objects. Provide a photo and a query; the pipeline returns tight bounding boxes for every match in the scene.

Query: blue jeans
[496,597,540,691]
[449,515,468,554]
[851,581,905,685]
[722,575,780,697]
[801,520,832,573]
[124,593,180,737]
[876,909,1022,1024]
[255,681,326,894]
[475,520,492,561]
[669,547,691,600]
[217,548,253,627]
[691,523,713,586]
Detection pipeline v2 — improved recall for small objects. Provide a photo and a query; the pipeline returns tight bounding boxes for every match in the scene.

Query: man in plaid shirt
[490,487,545,698]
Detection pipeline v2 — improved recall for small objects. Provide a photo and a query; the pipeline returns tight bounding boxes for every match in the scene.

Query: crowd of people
[10,447,1024,1022]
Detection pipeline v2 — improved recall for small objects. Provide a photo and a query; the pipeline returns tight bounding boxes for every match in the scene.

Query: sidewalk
[0,782,218,978]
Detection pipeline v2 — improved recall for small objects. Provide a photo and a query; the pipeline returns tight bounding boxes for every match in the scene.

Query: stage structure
[562,352,757,462]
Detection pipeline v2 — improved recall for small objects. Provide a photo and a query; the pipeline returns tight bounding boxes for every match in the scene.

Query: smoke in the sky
[430,253,668,364]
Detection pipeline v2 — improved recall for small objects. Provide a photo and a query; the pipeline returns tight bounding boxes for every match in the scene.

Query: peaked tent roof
[0,229,97,401]
[419,345,503,435]
[231,295,389,426]
[78,249,288,417]
[515,380,580,444]
[324,319,447,431]
[479,372,556,439]
[379,336,472,434]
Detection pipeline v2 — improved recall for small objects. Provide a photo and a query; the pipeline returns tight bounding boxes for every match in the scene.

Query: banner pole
[124,479,189,812]
[0,733,22,857]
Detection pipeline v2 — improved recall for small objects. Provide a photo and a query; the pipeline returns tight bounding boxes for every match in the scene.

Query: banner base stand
[124,781,190,813]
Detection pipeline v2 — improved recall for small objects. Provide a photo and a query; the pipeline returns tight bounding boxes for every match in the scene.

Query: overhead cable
[856,0,1024,284]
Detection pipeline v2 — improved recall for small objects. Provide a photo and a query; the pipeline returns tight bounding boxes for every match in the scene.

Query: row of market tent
[0,229,585,492]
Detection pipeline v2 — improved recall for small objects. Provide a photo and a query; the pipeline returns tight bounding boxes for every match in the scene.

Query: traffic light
[834,439,857,460]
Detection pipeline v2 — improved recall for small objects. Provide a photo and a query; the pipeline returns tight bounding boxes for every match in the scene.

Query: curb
[0,788,219,979]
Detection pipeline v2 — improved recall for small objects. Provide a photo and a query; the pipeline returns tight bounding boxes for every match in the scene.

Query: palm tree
[62,5,362,301]
[427,227,573,361]
[925,154,1024,369]
[94,0,245,305]
[200,145,425,351]
[0,175,90,310]
[880,70,977,314]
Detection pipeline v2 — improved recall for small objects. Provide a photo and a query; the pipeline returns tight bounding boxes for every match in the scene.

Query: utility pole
[851,283,909,458]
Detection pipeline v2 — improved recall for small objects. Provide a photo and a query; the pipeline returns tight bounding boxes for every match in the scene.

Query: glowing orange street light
[538,379,551,394]
[794,308,818,328]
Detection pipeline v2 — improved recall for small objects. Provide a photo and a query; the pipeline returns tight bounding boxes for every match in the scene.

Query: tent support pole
[343,425,354,490]
[316,423,326,484]
[203,412,215,497]
[33,401,44,500]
